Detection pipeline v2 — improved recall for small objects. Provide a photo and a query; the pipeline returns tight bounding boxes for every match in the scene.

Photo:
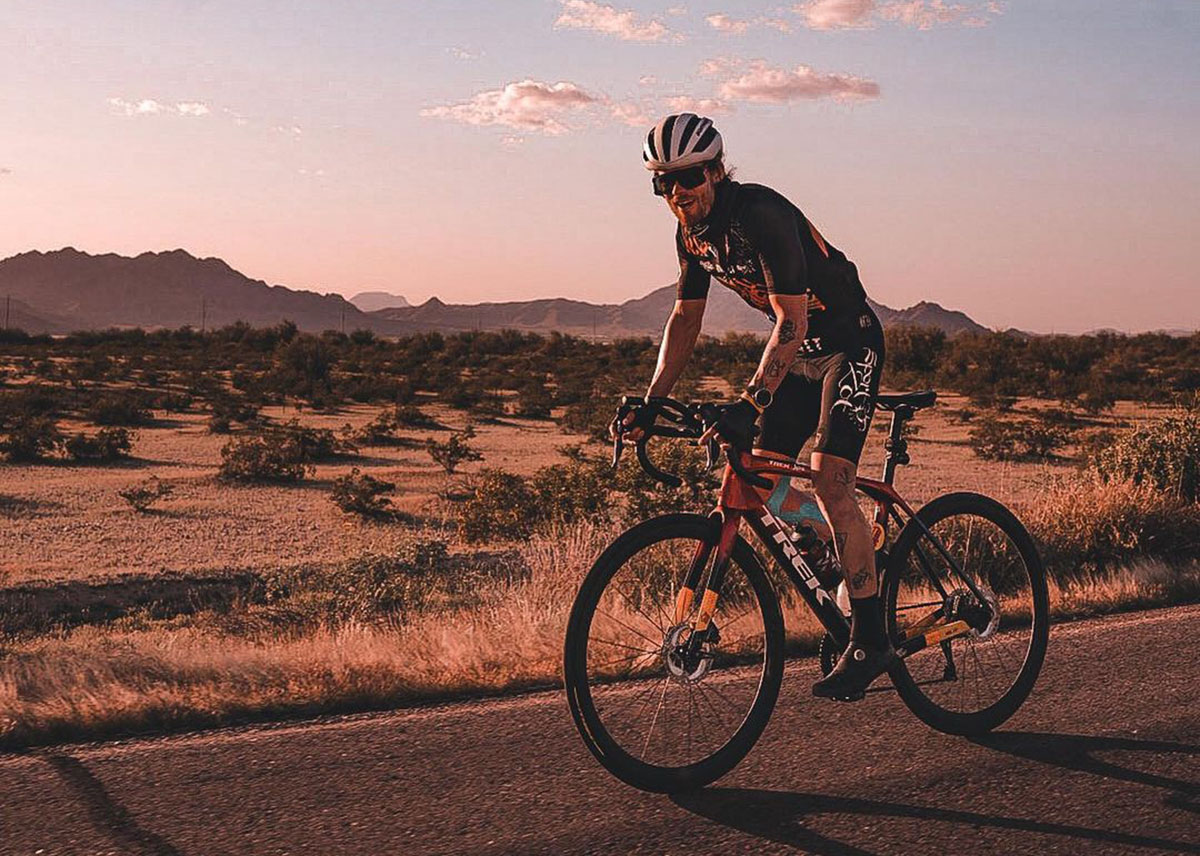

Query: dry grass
[2,394,1197,747]
[3,519,1198,748]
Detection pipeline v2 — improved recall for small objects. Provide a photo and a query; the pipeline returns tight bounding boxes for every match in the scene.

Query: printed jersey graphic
[675,181,869,354]
[831,347,878,431]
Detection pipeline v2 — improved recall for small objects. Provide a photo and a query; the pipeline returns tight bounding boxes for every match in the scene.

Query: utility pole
[3,294,9,330]
[340,306,346,334]
[200,297,207,333]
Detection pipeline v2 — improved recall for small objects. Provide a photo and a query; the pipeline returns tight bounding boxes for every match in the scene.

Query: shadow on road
[673,731,1199,854]
[41,753,182,856]
[971,731,1199,812]
[672,785,1196,855]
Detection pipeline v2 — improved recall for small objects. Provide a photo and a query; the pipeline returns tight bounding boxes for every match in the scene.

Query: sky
[1,0,1197,333]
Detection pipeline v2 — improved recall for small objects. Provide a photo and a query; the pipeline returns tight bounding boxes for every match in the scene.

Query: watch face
[753,388,772,407]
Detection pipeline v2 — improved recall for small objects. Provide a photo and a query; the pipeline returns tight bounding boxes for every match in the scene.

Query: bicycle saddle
[875,390,938,411]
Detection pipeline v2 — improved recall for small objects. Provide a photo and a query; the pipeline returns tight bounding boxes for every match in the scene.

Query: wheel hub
[946,586,999,639]
[663,623,716,683]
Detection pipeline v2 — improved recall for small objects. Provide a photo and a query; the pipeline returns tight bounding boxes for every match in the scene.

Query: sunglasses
[651,165,709,196]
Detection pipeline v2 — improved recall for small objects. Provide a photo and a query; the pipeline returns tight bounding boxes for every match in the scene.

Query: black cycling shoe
[812,642,896,702]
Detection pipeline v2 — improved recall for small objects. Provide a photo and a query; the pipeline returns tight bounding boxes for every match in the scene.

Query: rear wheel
[884,492,1049,735]
[564,514,784,793]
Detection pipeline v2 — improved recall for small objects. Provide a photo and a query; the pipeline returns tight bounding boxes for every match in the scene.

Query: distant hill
[0,248,371,333]
[0,247,990,338]
[349,291,410,312]
[374,285,989,338]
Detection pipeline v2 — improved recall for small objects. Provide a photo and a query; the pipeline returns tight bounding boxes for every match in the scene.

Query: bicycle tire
[884,492,1049,735]
[564,513,785,793]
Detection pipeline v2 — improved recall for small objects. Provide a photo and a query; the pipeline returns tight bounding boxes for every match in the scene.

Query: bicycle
[563,392,1049,793]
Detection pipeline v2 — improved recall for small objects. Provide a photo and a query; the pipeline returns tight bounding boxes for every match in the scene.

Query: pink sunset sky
[1,0,1196,333]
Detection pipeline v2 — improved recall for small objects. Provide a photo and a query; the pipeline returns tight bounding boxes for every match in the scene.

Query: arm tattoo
[777,319,797,345]
[850,568,872,590]
[834,531,847,559]
[763,358,786,380]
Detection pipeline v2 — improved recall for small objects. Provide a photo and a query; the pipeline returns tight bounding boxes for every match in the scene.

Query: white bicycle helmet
[643,113,723,171]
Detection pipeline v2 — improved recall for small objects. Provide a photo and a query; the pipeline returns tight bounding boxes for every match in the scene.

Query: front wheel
[884,492,1049,735]
[564,513,785,793]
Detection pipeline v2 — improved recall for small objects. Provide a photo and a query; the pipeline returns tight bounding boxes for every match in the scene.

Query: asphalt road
[3,604,1197,856]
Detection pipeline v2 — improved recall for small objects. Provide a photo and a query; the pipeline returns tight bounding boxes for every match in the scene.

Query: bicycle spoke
[594,607,662,649]
[589,637,661,656]
[641,677,672,758]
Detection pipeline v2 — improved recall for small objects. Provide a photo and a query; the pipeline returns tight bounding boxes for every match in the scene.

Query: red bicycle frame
[673,449,923,655]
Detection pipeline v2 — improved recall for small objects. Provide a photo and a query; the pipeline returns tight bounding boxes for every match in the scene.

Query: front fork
[672,510,741,664]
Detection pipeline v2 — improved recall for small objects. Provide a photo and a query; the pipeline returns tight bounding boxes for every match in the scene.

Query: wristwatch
[742,386,773,413]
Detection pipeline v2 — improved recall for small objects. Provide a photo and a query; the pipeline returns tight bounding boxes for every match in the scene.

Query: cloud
[878,0,977,29]
[448,46,482,60]
[609,100,653,127]
[638,74,658,86]
[421,79,599,135]
[108,97,213,117]
[717,61,880,102]
[666,5,687,14]
[699,56,741,76]
[664,95,733,115]
[706,13,750,33]
[554,0,673,42]
[794,0,1000,29]
[0,167,11,176]
[794,0,876,29]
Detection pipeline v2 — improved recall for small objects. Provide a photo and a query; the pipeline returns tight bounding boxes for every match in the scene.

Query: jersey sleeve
[739,194,810,300]
[675,228,711,301]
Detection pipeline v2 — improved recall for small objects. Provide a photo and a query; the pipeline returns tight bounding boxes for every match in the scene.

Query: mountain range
[0,248,989,338]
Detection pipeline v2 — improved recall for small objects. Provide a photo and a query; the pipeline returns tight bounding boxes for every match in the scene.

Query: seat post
[882,405,913,485]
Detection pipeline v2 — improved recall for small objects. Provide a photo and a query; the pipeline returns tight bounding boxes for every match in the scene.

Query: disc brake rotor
[946,586,1000,640]
[662,623,715,683]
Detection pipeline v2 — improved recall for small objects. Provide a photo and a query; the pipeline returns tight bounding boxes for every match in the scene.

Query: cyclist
[620,113,890,699]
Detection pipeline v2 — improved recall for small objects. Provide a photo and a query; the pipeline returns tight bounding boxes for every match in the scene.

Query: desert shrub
[558,396,614,443]
[86,392,154,426]
[967,389,1017,412]
[330,468,396,518]
[1093,406,1200,502]
[271,418,355,461]
[969,415,1072,462]
[218,434,313,482]
[351,406,439,445]
[0,417,63,462]
[441,382,482,410]
[468,392,506,419]
[207,395,262,434]
[615,440,722,519]
[515,379,554,419]
[1023,476,1200,580]
[65,427,134,461]
[321,537,456,619]
[119,476,174,512]
[529,447,614,525]
[149,391,193,413]
[427,426,483,474]
[458,469,539,542]
[394,404,440,429]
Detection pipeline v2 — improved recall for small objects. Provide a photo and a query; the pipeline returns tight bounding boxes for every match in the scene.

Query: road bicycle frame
[613,395,990,665]
[675,447,978,663]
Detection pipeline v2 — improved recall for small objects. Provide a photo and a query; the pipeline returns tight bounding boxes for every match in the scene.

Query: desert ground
[0,392,1162,586]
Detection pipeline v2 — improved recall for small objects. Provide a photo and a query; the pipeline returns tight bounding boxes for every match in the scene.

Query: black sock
[849,595,887,649]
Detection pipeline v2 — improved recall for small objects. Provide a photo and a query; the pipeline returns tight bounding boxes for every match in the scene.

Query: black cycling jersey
[676,179,872,354]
